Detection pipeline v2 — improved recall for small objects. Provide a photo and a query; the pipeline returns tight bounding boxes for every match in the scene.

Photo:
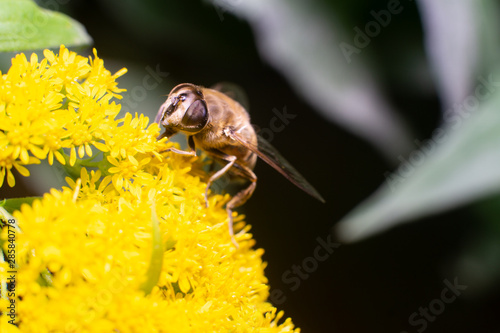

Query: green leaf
[417,1,481,109]
[1,197,39,214]
[0,0,92,52]
[38,269,53,287]
[140,204,164,295]
[335,78,500,242]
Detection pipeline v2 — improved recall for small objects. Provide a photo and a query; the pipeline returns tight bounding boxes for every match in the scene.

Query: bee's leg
[160,136,196,156]
[162,147,196,156]
[156,131,169,141]
[188,136,196,151]
[205,155,237,207]
[202,150,257,247]
[225,166,257,247]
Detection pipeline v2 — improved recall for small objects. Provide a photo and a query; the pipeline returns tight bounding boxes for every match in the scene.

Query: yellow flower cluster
[0,46,300,332]
[0,44,127,186]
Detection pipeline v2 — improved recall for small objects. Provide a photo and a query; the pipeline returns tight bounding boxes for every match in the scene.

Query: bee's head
[155,83,209,137]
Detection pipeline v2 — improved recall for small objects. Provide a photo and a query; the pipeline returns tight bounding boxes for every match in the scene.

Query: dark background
[2,1,499,332]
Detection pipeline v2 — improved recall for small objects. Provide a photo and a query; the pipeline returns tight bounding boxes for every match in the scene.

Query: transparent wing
[210,82,250,111]
[226,128,325,203]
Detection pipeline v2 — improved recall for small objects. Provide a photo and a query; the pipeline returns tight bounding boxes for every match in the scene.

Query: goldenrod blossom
[0,46,300,332]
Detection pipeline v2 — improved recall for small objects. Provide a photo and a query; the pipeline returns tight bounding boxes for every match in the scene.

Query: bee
[155,83,324,246]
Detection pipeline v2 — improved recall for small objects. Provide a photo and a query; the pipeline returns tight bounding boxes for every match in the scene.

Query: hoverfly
[155,83,324,246]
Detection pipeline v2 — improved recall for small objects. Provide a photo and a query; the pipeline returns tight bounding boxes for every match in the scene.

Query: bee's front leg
[161,147,196,156]
[159,135,196,156]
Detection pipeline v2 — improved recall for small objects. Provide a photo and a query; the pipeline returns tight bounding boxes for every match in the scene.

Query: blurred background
[2,0,500,332]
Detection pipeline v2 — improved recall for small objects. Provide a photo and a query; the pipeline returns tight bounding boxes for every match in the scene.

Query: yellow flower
[0,146,39,187]
[99,112,161,159]
[105,154,154,191]
[0,46,300,332]
[86,48,128,99]
[0,45,127,184]
[43,45,92,88]
[65,168,110,203]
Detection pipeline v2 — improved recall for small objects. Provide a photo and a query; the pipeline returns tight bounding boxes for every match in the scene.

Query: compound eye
[181,99,208,131]
[179,93,187,101]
